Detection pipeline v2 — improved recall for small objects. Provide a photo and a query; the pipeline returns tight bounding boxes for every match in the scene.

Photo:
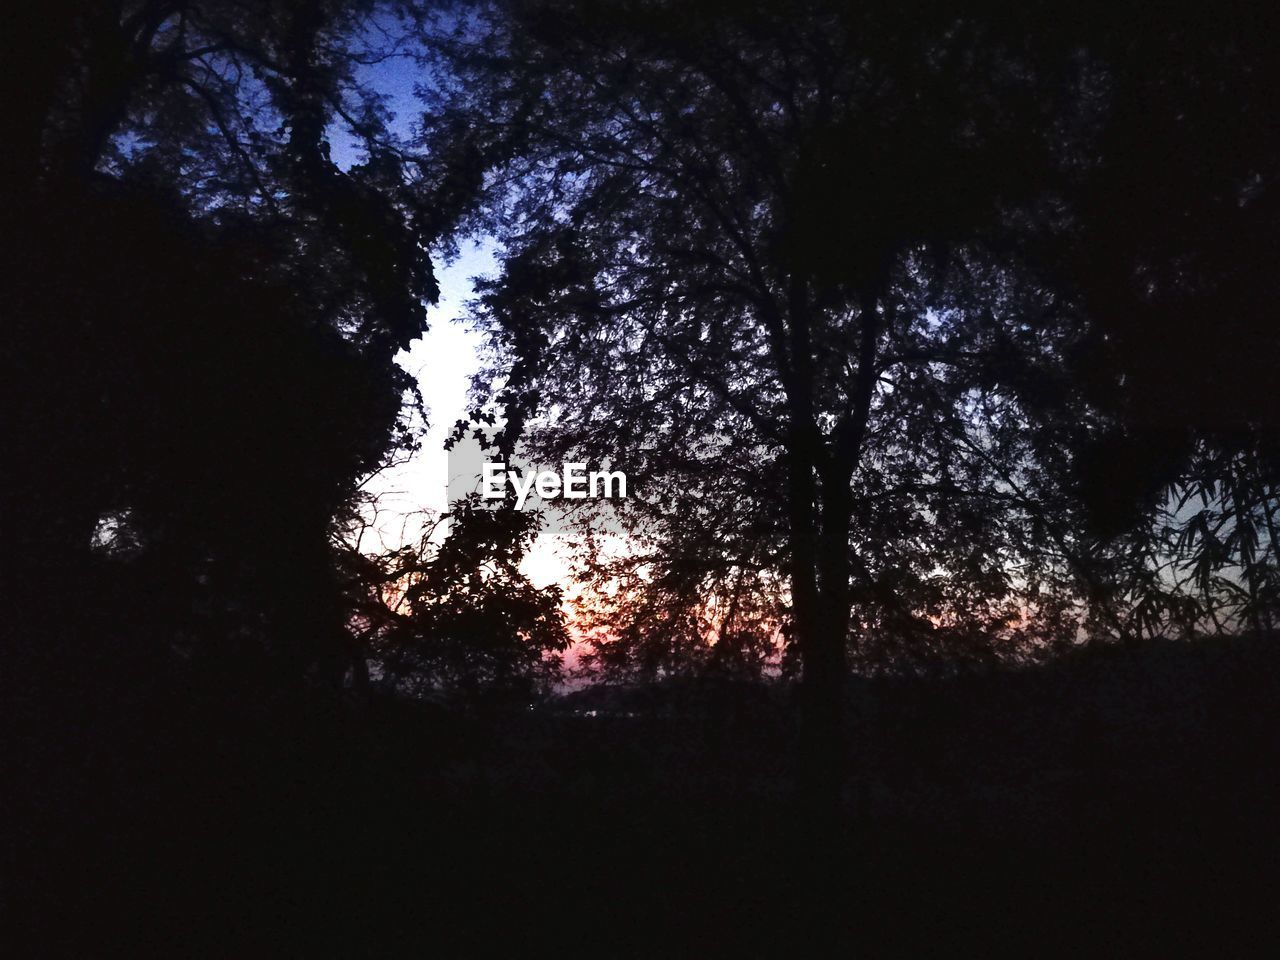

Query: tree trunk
[782,288,870,839]
[787,440,851,837]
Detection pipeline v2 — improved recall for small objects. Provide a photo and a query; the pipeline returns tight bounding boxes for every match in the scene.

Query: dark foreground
[5,636,1279,956]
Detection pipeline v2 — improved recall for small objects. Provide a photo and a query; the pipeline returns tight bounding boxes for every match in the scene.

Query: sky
[331,45,575,593]
[354,242,575,593]
[359,241,490,531]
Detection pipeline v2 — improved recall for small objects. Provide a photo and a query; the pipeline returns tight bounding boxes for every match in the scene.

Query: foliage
[419,0,1108,683]
[1,1,463,691]
[336,496,569,699]
[421,0,1280,685]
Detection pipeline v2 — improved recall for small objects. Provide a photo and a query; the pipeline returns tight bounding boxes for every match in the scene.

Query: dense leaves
[425,0,1280,688]
[1,0,548,704]
[338,496,569,699]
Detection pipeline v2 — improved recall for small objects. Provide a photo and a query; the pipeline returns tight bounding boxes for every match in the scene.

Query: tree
[1037,0,1280,640]
[422,0,1121,817]
[0,1,456,684]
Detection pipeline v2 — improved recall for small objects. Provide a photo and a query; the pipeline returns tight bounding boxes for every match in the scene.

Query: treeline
[5,0,1280,736]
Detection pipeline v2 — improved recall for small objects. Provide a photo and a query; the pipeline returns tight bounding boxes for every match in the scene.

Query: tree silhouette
[1,1,461,693]
[421,0,1124,817]
[418,0,1280,820]
[1038,1,1280,638]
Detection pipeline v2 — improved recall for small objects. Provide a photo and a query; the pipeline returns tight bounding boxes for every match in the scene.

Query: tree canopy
[427,0,1280,665]
[1,0,534,698]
